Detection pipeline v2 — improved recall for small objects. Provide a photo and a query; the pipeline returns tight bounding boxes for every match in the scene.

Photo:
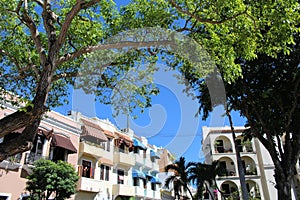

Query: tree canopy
[196,35,300,199]
[0,0,299,164]
[26,159,79,200]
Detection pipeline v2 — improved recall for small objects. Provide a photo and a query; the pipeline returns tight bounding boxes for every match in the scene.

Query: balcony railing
[24,153,45,165]
[112,184,135,196]
[77,177,102,192]
[215,146,233,153]
[113,152,135,166]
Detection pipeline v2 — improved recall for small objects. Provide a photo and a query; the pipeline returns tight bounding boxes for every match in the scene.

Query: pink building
[0,106,81,200]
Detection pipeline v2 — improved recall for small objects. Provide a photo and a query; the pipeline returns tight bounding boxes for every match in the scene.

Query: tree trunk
[292,167,300,200]
[0,61,55,161]
[204,182,215,200]
[275,168,293,200]
[227,111,248,200]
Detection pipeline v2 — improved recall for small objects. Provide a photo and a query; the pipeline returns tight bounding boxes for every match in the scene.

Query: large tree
[0,0,299,163]
[195,36,300,199]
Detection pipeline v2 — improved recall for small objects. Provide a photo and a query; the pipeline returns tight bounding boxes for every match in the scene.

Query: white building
[202,126,278,200]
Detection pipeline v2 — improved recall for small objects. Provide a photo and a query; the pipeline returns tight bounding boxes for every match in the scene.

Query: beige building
[68,112,163,200]
[0,107,164,200]
[202,126,279,200]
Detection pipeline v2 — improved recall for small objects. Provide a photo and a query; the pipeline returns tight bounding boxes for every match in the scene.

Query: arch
[220,181,239,200]
[218,156,236,177]
[241,156,257,175]
[246,180,261,199]
[214,135,233,153]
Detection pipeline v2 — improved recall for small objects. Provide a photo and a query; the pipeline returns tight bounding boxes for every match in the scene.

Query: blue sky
[55,67,246,163]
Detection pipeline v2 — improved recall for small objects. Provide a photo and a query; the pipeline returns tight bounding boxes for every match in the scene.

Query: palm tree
[188,161,227,200]
[164,157,194,199]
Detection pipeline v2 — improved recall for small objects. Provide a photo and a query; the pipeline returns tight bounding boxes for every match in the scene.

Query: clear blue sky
[54,67,246,163]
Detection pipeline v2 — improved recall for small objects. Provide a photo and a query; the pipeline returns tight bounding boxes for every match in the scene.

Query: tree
[188,161,227,200]
[0,0,169,161]
[0,0,299,162]
[164,157,194,199]
[196,35,300,199]
[26,159,79,200]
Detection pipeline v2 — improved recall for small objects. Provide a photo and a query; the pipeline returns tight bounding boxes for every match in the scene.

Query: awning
[103,129,114,138]
[151,176,161,184]
[81,119,108,142]
[115,131,132,142]
[52,134,77,154]
[133,138,147,150]
[132,169,146,179]
[150,149,160,159]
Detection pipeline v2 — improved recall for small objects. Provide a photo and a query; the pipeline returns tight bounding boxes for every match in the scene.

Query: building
[0,107,164,200]
[202,126,278,200]
[68,111,163,200]
[0,105,81,200]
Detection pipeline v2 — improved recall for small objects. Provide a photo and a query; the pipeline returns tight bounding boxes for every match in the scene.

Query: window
[134,146,139,154]
[25,135,45,164]
[51,147,67,162]
[82,160,93,178]
[117,169,124,184]
[143,150,146,159]
[151,183,156,191]
[119,143,125,153]
[100,165,110,181]
[216,139,224,153]
[133,177,139,186]
[106,138,111,152]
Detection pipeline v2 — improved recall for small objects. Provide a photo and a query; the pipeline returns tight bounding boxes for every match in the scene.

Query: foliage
[26,159,79,200]
[0,0,299,164]
[195,34,300,199]
[164,157,193,199]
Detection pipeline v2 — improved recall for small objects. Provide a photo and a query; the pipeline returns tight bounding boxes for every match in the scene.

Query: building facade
[0,105,81,200]
[70,112,162,200]
[0,109,163,200]
[202,126,278,200]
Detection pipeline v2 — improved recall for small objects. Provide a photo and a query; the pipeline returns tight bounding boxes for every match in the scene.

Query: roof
[51,134,77,153]
[81,119,108,141]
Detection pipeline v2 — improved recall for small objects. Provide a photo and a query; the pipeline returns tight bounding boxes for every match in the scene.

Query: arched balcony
[220,181,239,200]
[214,136,233,154]
[246,180,261,199]
[236,136,253,153]
[218,157,236,177]
[242,156,257,176]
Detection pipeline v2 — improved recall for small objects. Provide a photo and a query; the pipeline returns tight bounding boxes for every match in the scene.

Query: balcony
[114,152,135,167]
[79,141,112,158]
[77,177,102,193]
[134,153,144,166]
[152,161,159,171]
[214,137,233,154]
[134,186,144,197]
[24,152,45,165]
[144,158,153,169]
[112,184,135,196]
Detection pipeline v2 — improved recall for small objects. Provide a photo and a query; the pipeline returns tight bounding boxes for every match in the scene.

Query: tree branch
[57,40,175,65]
[168,0,247,25]
[56,0,100,50]
[20,4,47,66]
